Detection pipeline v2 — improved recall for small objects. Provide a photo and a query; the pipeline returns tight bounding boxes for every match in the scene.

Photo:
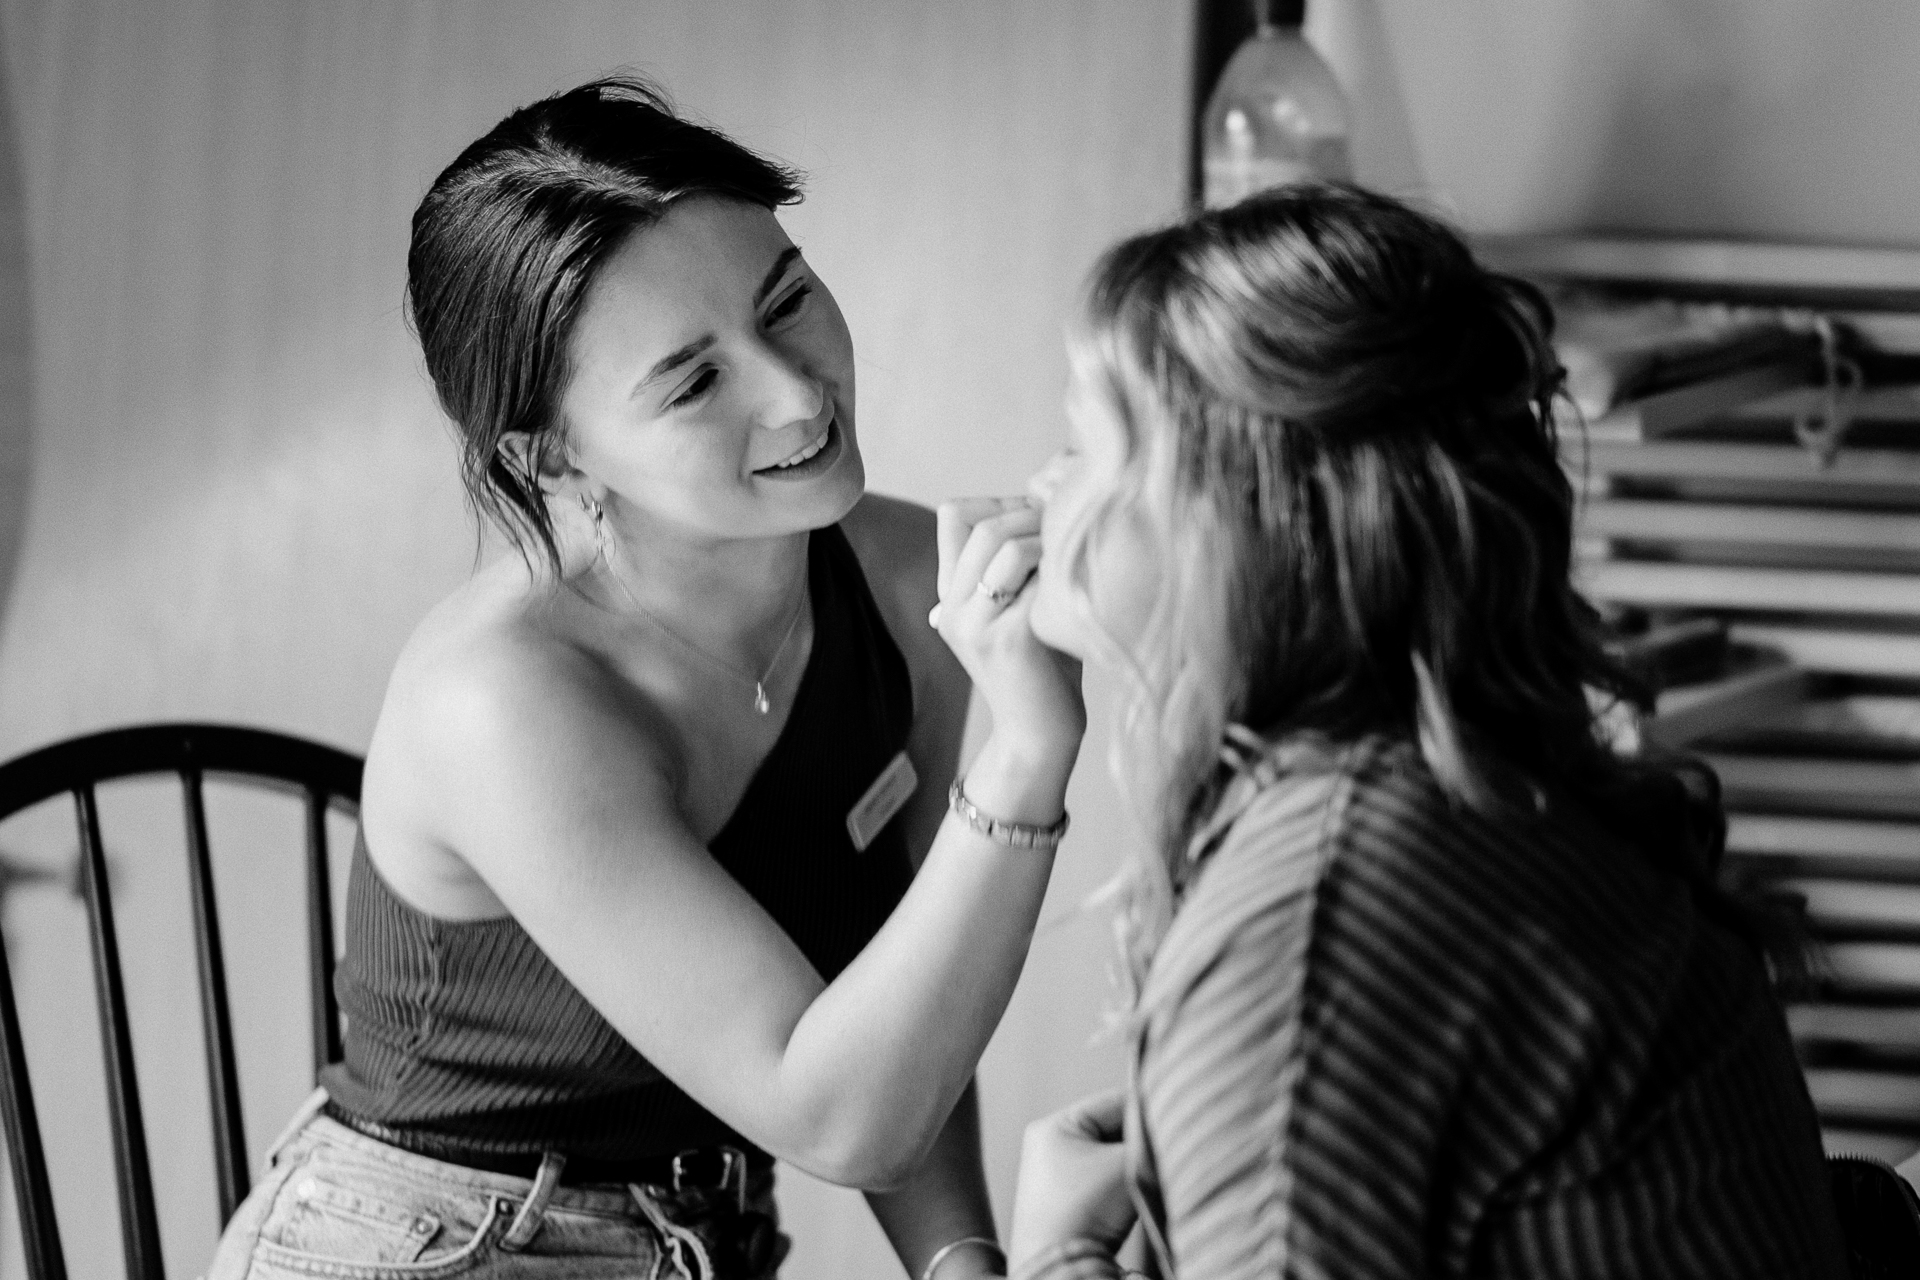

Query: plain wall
[1322,0,1920,246]
[0,4,1184,1278]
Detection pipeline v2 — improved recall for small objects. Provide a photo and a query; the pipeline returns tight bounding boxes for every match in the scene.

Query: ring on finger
[974,580,1019,606]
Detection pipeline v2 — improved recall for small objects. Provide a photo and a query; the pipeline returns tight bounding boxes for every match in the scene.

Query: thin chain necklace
[599,550,807,717]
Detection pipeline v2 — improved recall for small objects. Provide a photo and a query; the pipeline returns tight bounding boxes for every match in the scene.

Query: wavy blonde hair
[1055,186,1719,997]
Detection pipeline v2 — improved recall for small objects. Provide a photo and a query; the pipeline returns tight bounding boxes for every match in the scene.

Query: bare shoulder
[839,491,939,618]
[364,563,680,861]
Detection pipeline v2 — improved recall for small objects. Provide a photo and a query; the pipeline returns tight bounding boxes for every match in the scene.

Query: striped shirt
[1075,737,1846,1280]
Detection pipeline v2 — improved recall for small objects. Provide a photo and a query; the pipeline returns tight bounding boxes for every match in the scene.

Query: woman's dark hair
[407,75,803,571]
[1068,184,1743,983]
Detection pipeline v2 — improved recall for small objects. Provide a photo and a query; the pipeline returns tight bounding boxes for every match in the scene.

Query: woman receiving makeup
[1000,185,1846,1280]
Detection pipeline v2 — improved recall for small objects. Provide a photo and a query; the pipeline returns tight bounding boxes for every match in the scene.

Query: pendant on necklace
[753,682,771,715]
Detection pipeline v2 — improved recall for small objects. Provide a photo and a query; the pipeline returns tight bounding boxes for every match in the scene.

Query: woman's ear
[500,429,606,571]
[497,429,580,501]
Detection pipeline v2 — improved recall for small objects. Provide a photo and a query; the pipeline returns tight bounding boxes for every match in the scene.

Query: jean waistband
[320,1100,771,1190]
[273,1109,787,1277]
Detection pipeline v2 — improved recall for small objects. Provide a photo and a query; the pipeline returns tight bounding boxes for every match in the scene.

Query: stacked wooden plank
[1481,236,1920,1164]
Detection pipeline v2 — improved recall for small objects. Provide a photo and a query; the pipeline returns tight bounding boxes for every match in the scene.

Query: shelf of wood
[1793,1005,1920,1052]
[1820,943,1920,995]
[1582,500,1920,551]
[1729,815,1920,861]
[1511,232,1920,1148]
[1781,879,1920,931]
[1708,755,1920,819]
[1732,385,1920,424]
[1477,234,1920,316]
[1807,1066,1920,1119]
[1583,561,1920,617]
[1579,442,1920,491]
[1730,626,1920,679]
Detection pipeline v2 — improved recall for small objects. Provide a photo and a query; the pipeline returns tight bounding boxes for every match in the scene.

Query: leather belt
[321,1101,768,1191]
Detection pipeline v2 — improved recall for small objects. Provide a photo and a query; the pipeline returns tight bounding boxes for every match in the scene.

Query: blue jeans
[206,1091,785,1279]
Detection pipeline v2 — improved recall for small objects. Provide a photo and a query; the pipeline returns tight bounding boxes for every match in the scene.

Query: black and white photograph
[0,3,1917,1278]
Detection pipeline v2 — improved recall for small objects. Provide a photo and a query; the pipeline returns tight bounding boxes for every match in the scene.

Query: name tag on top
[847,750,918,852]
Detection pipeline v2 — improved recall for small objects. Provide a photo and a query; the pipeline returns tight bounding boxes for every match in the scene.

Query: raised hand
[1010,1089,1137,1270]
[931,497,1085,774]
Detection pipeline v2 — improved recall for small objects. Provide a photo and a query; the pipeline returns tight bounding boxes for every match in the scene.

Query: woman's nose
[751,345,826,431]
[1027,458,1060,503]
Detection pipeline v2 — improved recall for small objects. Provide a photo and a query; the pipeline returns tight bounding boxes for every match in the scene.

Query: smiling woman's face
[559,195,864,544]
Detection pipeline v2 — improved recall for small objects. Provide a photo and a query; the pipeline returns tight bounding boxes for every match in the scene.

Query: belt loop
[629,1182,714,1280]
[675,1147,747,1215]
[263,1086,330,1174]
[498,1152,566,1252]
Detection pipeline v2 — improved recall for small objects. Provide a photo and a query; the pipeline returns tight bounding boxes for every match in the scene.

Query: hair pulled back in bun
[1063,184,1729,988]
[408,75,803,572]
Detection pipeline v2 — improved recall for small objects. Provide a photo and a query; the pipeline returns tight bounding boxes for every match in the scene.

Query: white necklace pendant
[753,683,771,715]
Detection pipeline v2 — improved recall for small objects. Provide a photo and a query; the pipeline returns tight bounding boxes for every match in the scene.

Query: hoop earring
[578,493,607,563]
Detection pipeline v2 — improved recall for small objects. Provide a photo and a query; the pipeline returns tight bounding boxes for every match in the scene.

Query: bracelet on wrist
[949,776,1070,851]
[921,1235,1005,1280]
[1009,1236,1124,1280]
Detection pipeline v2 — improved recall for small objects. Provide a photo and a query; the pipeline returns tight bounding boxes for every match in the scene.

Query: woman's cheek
[1086,510,1161,650]
[1028,515,1159,662]
[1028,563,1084,658]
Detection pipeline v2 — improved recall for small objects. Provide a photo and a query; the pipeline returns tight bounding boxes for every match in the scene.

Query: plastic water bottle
[1201,0,1353,207]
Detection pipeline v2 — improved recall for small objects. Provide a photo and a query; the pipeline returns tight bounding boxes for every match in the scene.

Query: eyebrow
[636,247,807,393]
[638,335,715,392]
[755,246,805,308]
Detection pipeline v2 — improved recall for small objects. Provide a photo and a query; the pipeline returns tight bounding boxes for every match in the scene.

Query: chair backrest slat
[304,787,341,1078]
[0,723,363,1275]
[182,769,248,1224]
[0,924,67,1280]
[75,785,166,1280]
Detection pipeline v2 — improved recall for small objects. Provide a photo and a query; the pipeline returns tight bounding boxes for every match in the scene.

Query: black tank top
[319,524,917,1161]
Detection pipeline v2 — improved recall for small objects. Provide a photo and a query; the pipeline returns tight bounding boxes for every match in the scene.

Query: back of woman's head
[1066,185,1715,971]
[408,76,802,570]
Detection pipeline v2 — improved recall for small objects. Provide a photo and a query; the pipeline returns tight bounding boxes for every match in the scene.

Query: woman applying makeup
[207,77,1081,1280]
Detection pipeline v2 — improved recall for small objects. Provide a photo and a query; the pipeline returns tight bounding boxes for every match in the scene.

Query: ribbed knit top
[319,524,917,1162]
[1114,737,1847,1280]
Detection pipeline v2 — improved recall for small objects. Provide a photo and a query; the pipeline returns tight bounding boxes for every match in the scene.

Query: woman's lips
[755,417,841,479]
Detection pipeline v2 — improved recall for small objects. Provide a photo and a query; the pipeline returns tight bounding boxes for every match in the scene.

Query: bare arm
[848,496,1002,1273]
[866,1082,1000,1279]
[410,501,1079,1190]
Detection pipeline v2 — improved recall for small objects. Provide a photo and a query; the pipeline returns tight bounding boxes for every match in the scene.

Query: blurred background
[0,2,1917,1278]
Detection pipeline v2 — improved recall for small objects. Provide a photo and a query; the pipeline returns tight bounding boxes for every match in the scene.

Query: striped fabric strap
[1010,1237,1125,1280]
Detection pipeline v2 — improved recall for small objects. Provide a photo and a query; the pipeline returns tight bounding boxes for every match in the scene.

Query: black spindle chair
[0,723,362,1280]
